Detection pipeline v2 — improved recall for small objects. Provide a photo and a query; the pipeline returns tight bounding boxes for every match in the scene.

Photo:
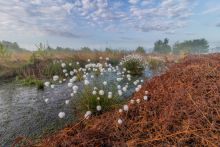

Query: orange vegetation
[34,53,220,146]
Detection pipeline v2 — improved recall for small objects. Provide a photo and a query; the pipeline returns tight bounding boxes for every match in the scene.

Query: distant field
[0,50,181,80]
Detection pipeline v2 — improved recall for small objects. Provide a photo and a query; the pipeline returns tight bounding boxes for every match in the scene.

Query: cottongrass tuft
[117,118,123,125]
[84,111,92,119]
[96,105,102,111]
[58,112,65,118]
[121,54,145,75]
[123,105,129,111]
[143,96,148,101]
[136,99,140,103]
[65,100,70,104]
[99,90,104,96]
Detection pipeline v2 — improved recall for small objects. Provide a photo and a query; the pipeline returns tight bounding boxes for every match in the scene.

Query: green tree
[173,38,209,54]
[135,46,145,54]
[81,47,91,52]
[153,38,171,54]
[0,42,8,57]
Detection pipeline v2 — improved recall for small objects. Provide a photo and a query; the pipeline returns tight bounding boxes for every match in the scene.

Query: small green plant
[121,54,145,75]
[76,70,84,81]
[19,76,44,90]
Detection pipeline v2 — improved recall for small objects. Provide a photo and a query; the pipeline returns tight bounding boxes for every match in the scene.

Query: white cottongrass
[68,82,73,87]
[53,75,59,81]
[118,90,123,96]
[143,96,148,101]
[84,79,90,85]
[70,71,74,76]
[63,69,67,73]
[103,81,107,86]
[92,90,97,95]
[58,112,65,118]
[130,99,135,104]
[137,84,142,89]
[117,85,121,89]
[122,87,127,92]
[65,100,70,104]
[44,81,50,87]
[44,98,49,103]
[119,109,123,113]
[108,91,112,99]
[135,87,140,92]
[145,91,149,95]
[96,105,102,111]
[99,90,104,96]
[61,63,66,68]
[116,78,122,82]
[51,84,55,88]
[123,105,129,111]
[117,118,123,125]
[72,85,78,91]
[84,111,92,119]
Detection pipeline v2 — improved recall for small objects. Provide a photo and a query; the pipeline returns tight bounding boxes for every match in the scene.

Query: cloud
[141,0,152,6]
[129,0,139,4]
[0,0,196,38]
[216,23,220,27]
[201,6,220,15]
[0,0,79,36]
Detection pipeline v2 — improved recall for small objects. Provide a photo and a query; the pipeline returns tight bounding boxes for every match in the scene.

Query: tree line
[0,38,210,55]
[153,38,209,54]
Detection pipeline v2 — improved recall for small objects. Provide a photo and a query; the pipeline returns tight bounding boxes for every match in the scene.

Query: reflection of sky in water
[0,68,160,146]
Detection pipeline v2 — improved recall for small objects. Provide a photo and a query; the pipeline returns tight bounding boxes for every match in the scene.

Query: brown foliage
[36,53,220,147]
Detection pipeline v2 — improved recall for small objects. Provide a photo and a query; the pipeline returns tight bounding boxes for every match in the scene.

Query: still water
[0,69,159,146]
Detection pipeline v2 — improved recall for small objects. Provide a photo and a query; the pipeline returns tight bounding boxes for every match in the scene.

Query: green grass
[76,84,124,114]
[18,76,44,90]
[43,61,63,78]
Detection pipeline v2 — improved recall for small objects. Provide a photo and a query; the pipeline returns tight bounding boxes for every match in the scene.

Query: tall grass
[78,85,123,114]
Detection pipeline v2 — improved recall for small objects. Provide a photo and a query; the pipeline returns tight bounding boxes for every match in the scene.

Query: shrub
[121,54,145,75]
[135,46,145,54]
[147,58,165,71]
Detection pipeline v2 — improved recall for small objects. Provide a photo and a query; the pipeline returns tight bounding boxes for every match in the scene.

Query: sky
[0,0,220,51]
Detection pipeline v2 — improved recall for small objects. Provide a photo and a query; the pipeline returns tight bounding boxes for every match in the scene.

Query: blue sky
[0,0,220,50]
